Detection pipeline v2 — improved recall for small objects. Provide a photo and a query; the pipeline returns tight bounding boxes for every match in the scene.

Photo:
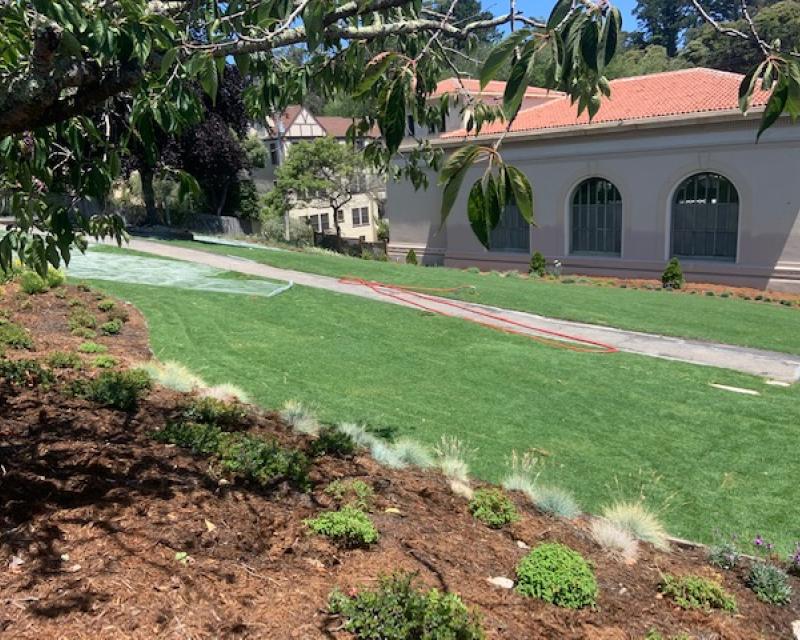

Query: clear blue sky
[489,0,638,32]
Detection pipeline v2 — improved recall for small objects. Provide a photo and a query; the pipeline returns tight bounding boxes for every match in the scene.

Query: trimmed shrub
[469,488,518,529]
[97,299,116,312]
[69,309,97,331]
[661,258,684,289]
[515,543,598,609]
[0,359,54,387]
[532,485,581,519]
[529,251,546,277]
[405,249,418,265]
[590,519,638,562]
[659,574,736,612]
[305,506,379,547]
[746,562,792,605]
[78,341,107,354]
[0,319,33,350]
[19,271,48,295]
[183,396,247,428]
[45,269,65,288]
[309,424,357,458]
[71,369,151,411]
[328,572,485,640]
[107,306,129,323]
[93,355,118,369]
[324,479,374,510]
[46,351,82,369]
[100,318,123,335]
[601,501,669,550]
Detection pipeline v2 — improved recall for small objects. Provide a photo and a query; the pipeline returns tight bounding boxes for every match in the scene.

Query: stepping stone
[487,576,514,589]
[792,620,800,639]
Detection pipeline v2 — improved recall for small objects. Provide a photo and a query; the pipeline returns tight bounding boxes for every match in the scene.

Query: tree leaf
[440,147,480,223]
[199,56,218,105]
[757,78,788,140]
[160,47,178,77]
[355,54,395,97]
[505,165,534,224]
[580,21,599,72]
[439,144,480,183]
[60,30,82,57]
[483,172,502,230]
[546,0,572,31]
[380,80,406,154]
[739,61,765,113]
[602,8,621,69]
[467,180,490,249]
[480,29,530,89]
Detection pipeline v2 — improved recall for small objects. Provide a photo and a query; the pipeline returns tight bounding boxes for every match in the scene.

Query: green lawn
[86,273,800,552]
[153,239,800,355]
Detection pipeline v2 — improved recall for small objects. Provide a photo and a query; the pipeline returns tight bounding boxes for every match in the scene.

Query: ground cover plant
[0,318,33,351]
[469,488,518,529]
[305,506,379,547]
[82,275,800,551]
[328,572,485,639]
[69,369,152,411]
[155,241,800,354]
[659,574,737,612]
[515,543,598,609]
[747,562,793,605]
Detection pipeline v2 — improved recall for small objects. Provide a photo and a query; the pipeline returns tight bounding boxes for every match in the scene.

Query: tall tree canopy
[0,0,797,271]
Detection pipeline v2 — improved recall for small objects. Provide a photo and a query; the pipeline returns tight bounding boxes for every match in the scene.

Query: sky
[490,0,639,32]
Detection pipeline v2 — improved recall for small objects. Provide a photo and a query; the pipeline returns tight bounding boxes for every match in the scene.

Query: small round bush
[515,543,598,609]
[661,258,684,289]
[405,248,418,265]
[309,424,357,457]
[100,318,123,335]
[305,506,379,547]
[93,355,118,369]
[529,251,546,277]
[46,269,65,288]
[19,271,47,295]
[183,396,247,428]
[746,562,792,605]
[469,488,518,529]
[97,299,116,312]
[78,341,107,354]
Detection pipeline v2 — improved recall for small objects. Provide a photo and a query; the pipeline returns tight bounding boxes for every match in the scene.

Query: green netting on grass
[66,249,292,298]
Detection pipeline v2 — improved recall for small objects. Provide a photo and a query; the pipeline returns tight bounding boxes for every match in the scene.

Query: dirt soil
[2,285,799,640]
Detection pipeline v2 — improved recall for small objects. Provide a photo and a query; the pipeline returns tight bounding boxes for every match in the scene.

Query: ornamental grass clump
[532,485,581,519]
[515,543,598,609]
[305,506,379,547]
[659,574,736,612]
[469,488,518,529]
[390,438,435,468]
[590,518,639,563]
[200,383,250,404]
[279,400,320,436]
[337,422,380,449]
[139,360,206,392]
[601,501,669,550]
[328,572,485,640]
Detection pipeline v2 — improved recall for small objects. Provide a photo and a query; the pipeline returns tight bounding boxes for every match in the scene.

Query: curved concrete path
[117,238,800,383]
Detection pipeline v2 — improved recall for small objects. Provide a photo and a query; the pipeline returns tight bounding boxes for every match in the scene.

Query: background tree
[262,137,369,236]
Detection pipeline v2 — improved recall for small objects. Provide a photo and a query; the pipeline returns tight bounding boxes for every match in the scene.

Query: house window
[352,207,370,227]
[671,173,738,261]
[308,214,320,231]
[336,210,344,223]
[269,142,280,166]
[571,178,622,255]
[320,213,330,231]
[489,203,530,253]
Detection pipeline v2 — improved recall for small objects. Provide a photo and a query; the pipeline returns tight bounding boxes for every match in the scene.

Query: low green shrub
[46,269,65,288]
[71,369,151,411]
[19,271,48,295]
[325,479,374,510]
[69,309,97,331]
[100,318,123,335]
[661,258,684,289]
[0,319,33,350]
[78,341,107,354]
[53,288,67,299]
[93,355,118,368]
[71,327,97,339]
[46,351,82,369]
[107,306,130,323]
[529,251,546,277]
[328,572,485,640]
[659,574,736,612]
[309,424,357,457]
[0,359,54,387]
[515,543,598,609]
[183,396,247,428]
[469,488,518,529]
[154,421,226,455]
[746,562,792,605]
[707,539,740,570]
[67,297,85,308]
[405,249,418,265]
[305,506,379,547]
[97,299,116,312]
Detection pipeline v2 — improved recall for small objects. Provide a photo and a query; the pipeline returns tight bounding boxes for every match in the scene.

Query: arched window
[571,178,622,255]
[671,173,738,261]
[490,202,530,253]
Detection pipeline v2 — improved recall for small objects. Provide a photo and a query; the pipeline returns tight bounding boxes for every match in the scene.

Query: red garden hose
[339,277,618,354]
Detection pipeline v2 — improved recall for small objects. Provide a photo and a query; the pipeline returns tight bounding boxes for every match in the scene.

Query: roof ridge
[607,67,745,86]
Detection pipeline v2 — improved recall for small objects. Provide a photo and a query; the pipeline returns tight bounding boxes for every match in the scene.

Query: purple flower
[754,535,764,547]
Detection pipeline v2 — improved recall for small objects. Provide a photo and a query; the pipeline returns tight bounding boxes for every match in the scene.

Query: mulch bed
[1,285,799,639]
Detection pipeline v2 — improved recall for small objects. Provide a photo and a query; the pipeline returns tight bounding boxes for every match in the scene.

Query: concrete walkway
[118,238,800,383]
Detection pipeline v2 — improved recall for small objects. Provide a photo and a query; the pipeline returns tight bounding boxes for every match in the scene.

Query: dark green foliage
[19,271,47,295]
[405,249,418,266]
[305,506,379,546]
[97,299,116,312]
[183,396,247,428]
[0,318,32,350]
[100,318,124,335]
[328,572,485,640]
[309,425,357,458]
[71,369,152,411]
[46,351,82,369]
[0,359,54,387]
[69,309,98,331]
[468,488,519,529]
[155,420,310,488]
[515,543,598,609]
[529,251,546,277]
[659,574,736,612]
[661,258,684,289]
[746,562,792,605]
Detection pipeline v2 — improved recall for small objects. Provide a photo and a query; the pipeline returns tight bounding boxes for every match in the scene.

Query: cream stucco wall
[387,115,800,291]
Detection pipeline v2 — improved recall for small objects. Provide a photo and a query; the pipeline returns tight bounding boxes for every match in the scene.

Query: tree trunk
[141,167,160,226]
